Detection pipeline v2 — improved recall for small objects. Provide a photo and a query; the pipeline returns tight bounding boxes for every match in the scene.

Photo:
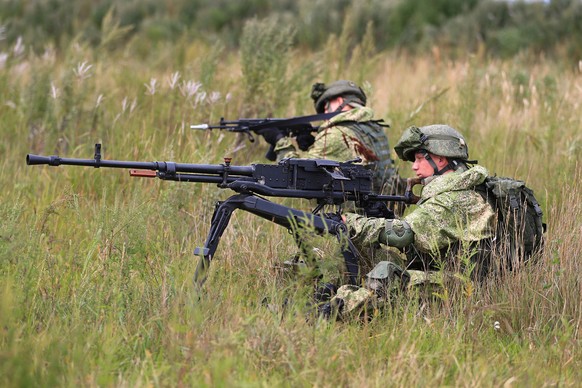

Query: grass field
[1,37,581,386]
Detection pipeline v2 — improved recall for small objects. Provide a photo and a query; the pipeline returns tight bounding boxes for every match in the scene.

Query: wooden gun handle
[405,177,422,204]
[129,169,157,178]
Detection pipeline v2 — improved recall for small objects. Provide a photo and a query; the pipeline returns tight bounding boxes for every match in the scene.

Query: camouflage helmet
[311,80,367,113]
[394,124,469,162]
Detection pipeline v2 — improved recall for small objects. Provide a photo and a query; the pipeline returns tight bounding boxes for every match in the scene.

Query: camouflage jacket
[333,166,496,317]
[273,107,393,189]
[346,165,495,256]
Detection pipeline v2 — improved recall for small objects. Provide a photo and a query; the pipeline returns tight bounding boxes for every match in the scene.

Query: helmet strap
[336,95,363,112]
[335,97,350,112]
[421,150,454,176]
[324,98,348,113]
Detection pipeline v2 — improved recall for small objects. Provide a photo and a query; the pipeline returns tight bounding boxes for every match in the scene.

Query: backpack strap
[473,182,493,206]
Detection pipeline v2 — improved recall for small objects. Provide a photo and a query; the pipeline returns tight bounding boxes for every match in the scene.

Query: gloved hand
[363,201,395,219]
[296,132,316,151]
[256,127,285,146]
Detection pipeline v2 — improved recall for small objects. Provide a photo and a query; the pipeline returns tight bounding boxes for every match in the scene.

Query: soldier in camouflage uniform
[257,82,396,303]
[325,124,496,320]
[258,80,394,192]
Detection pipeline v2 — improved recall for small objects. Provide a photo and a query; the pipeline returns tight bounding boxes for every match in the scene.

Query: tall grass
[1,31,581,386]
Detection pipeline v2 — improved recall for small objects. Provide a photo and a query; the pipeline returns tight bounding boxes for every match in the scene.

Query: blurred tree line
[1,0,581,61]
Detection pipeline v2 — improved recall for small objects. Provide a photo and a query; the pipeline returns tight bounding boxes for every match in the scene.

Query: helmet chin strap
[335,98,350,112]
[334,96,361,112]
[325,99,348,113]
[421,150,455,176]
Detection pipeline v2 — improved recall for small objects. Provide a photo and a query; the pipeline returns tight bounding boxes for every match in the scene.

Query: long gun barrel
[27,144,255,185]
[26,153,253,175]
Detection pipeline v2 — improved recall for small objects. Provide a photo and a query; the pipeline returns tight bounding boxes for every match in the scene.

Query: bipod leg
[290,230,312,262]
[311,209,361,286]
[327,217,361,286]
[193,195,246,287]
[288,228,323,284]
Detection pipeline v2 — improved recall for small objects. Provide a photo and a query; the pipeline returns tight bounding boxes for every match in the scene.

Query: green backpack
[477,176,546,268]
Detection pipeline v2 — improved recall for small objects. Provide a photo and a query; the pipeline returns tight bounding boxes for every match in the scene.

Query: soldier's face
[324,97,345,113]
[412,153,433,178]
[411,152,448,178]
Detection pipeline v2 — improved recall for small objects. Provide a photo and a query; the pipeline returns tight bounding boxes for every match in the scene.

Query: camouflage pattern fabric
[405,165,494,252]
[330,285,376,320]
[331,268,444,319]
[345,165,495,254]
[334,166,496,319]
[394,124,469,162]
[273,106,393,190]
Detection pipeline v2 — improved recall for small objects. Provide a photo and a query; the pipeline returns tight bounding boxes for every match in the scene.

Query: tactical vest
[344,120,394,192]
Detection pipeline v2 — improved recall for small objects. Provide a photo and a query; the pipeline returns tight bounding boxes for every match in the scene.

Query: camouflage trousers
[329,263,444,321]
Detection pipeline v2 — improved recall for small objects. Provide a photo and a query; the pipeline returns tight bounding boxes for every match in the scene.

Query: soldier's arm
[273,126,356,161]
[343,213,415,249]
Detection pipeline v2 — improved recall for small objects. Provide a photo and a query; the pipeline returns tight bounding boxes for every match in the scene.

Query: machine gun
[191,111,340,161]
[26,144,419,286]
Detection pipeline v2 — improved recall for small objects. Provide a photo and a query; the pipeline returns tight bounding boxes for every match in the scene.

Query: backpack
[476,176,546,268]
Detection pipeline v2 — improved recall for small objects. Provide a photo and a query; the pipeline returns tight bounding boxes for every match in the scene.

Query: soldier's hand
[256,127,285,146]
[296,132,316,151]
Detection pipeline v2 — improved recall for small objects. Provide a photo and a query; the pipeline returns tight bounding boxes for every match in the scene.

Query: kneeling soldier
[329,124,496,319]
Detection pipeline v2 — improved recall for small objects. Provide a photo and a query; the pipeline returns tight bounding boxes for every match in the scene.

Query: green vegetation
[1,2,581,386]
[2,0,582,61]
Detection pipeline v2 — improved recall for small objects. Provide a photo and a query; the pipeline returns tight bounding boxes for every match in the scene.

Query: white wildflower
[121,96,137,114]
[144,78,158,95]
[179,80,202,99]
[50,82,59,99]
[74,61,93,80]
[494,321,500,331]
[195,91,207,105]
[225,92,232,102]
[209,91,221,104]
[0,52,7,69]
[95,94,104,108]
[13,36,25,56]
[167,72,180,90]
[121,96,129,113]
